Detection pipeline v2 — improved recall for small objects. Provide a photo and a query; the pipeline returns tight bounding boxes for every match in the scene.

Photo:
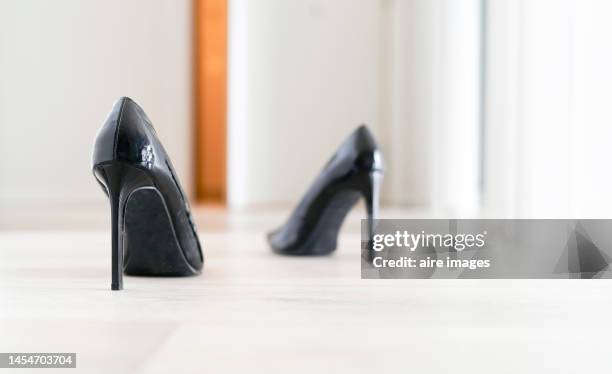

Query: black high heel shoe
[267,125,384,255]
[92,97,203,290]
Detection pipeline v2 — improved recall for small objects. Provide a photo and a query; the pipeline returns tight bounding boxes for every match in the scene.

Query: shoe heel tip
[111,283,123,291]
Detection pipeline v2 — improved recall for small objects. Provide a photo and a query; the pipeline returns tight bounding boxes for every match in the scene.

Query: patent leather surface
[93,97,203,273]
[268,125,384,255]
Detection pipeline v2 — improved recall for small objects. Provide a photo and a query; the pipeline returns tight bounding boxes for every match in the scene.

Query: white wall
[228,0,383,208]
[389,0,481,212]
[0,0,193,207]
[485,0,612,218]
[228,0,483,210]
[571,0,612,217]
[0,0,488,213]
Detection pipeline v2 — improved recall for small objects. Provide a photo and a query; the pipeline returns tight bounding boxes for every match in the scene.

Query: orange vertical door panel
[194,0,227,203]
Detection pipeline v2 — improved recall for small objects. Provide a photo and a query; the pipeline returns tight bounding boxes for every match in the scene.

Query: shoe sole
[123,187,200,276]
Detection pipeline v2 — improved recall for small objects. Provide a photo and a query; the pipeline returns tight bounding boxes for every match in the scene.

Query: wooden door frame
[193,0,227,203]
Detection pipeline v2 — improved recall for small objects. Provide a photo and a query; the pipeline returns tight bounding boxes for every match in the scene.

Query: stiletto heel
[95,163,129,290]
[94,162,148,290]
[362,170,382,248]
[268,125,384,255]
[359,171,382,261]
[92,97,203,290]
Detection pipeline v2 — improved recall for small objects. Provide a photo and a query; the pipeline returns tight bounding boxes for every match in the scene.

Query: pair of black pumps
[93,97,384,290]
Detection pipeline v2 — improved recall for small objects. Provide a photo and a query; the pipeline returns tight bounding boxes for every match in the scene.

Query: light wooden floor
[0,206,611,373]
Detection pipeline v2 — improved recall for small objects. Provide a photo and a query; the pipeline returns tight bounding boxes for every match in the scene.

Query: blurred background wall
[485,0,612,218]
[227,0,482,211]
[1,0,612,220]
[0,0,193,207]
[227,0,384,208]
